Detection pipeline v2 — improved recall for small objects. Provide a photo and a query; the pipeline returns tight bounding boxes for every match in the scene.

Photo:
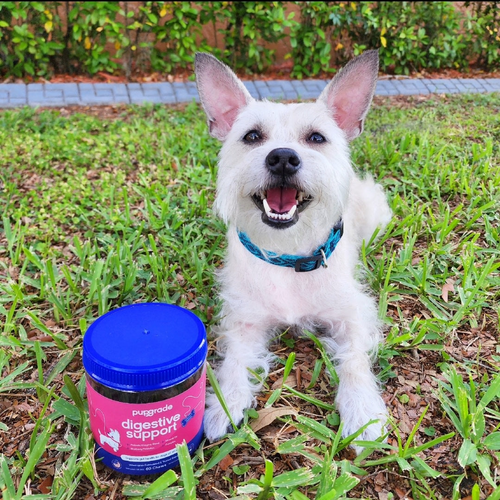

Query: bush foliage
[0,1,498,79]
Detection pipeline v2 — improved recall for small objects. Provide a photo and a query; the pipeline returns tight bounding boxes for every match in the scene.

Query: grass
[0,93,499,499]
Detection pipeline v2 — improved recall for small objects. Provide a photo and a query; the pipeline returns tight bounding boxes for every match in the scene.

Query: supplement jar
[83,303,207,475]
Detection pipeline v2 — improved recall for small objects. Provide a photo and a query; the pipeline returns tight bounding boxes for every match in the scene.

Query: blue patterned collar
[237,221,344,272]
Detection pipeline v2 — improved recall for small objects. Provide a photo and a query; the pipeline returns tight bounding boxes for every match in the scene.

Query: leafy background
[0,1,499,79]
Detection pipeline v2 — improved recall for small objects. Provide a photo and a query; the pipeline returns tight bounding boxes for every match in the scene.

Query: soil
[2,63,500,85]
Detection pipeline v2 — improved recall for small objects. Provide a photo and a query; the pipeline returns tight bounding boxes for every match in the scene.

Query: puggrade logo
[132,402,174,417]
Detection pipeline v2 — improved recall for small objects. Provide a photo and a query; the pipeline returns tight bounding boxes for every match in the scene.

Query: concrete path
[1,77,499,108]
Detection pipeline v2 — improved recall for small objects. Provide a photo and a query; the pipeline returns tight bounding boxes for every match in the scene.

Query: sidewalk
[1,77,499,108]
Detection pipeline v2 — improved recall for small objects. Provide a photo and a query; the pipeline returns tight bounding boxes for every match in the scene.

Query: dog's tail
[345,175,392,247]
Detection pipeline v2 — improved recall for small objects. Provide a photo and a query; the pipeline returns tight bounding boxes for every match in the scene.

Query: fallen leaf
[374,472,386,487]
[271,373,296,390]
[218,454,234,471]
[441,279,455,302]
[15,402,35,413]
[395,487,407,499]
[39,475,53,494]
[250,407,297,433]
[86,170,99,180]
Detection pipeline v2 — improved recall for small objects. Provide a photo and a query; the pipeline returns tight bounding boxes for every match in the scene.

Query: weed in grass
[437,366,500,495]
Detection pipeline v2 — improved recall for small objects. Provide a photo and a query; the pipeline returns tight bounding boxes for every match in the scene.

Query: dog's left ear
[318,50,379,141]
[195,52,254,141]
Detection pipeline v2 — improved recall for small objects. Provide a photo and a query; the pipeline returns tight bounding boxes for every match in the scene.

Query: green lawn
[0,94,499,499]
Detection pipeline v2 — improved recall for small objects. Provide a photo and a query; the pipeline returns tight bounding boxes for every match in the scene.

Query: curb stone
[0,78,499,108]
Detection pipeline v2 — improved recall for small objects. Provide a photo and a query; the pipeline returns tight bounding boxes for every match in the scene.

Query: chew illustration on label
[83,303,207,475]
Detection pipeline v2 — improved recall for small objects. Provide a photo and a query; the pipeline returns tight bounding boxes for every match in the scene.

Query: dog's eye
[243,130,262,143]
[307,132,326,144]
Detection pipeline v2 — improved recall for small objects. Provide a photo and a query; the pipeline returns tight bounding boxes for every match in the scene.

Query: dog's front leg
[320,293,388,450]
[204,315,272,442]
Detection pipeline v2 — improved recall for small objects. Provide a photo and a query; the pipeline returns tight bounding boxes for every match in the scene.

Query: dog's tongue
[266,187,297,213]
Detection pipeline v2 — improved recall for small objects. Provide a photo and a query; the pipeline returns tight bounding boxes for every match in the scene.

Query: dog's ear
[318,50,379,141]
[195,53,253,141]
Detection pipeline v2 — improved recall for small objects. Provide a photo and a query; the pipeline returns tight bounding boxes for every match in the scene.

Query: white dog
[195,51,392,450]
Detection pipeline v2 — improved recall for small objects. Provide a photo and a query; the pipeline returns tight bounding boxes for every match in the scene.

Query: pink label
[87,369,205,460]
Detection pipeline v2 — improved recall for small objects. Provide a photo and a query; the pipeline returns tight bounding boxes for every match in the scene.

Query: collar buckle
[294,254,324,272]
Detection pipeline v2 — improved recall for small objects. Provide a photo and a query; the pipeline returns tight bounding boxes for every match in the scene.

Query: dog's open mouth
[252,187,313,228]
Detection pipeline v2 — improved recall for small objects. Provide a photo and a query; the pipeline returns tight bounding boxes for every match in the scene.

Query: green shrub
[146,2,207,73]
[68,1,127,75]
[202,1,298,74]
[464,1,500,68]
[288,1,336,79]
[290,1,471,77]
[0,1,64,78]
[0,1,498,79]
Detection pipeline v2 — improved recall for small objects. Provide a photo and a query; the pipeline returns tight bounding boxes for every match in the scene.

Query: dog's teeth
[263,198,272,217]
[263,202,297,221]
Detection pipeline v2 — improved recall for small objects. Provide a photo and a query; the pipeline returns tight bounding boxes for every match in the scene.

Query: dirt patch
[3,65,500,86]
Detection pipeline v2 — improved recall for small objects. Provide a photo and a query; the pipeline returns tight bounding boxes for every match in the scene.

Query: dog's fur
[195,51,392,449]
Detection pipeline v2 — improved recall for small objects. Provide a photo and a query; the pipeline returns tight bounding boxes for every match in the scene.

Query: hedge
[0,1,498,79]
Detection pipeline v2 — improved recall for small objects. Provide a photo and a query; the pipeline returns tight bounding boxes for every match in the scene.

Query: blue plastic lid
[83,303,207,391]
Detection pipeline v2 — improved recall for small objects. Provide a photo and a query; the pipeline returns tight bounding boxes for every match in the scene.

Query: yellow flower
[380,27,387,47]
[84,37,91,50]
[335,42,344,50]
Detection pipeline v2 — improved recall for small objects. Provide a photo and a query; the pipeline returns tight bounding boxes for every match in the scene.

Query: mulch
[2,64,500,85]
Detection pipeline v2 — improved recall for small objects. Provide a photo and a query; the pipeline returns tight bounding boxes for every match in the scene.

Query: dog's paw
[338,393,388,454]
[204,404,236,442]
[203,391,252,442]
[342,414,387,455]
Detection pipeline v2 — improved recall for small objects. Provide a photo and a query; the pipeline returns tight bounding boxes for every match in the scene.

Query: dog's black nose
[265,148,301,177]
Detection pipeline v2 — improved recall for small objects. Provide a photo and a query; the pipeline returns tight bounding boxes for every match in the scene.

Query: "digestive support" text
[122,414,180,441]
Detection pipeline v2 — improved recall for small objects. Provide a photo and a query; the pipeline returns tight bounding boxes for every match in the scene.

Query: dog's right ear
[318,50,379,142]
[195,53,254,141]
